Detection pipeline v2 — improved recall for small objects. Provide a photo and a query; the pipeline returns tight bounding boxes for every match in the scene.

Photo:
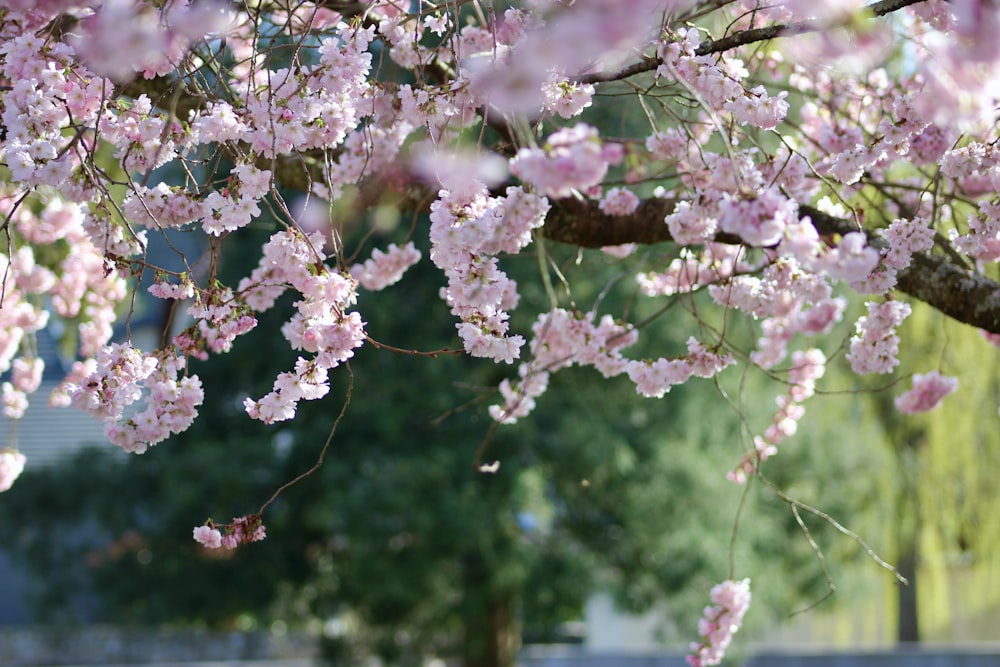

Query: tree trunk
[896,548,919,643]
[461,593,519,667]
[874,388,923,645]
[893,429,922,644]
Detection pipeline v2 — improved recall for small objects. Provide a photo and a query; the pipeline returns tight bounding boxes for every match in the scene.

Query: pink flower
[510,124,614,199]
[193,515,266,550]
[626,357,693,398]
[687,578,752,666]
[599,187,640,216]
[0,449,27,493]
[666,201,718,245]
[895,371,959,414]
[193,525,223,549]
[12,357,44,393]
[718,186,796,247]
[541,77,595,119]
[846,301,912,375]
[350,242,422,291]
[2,383,29,419]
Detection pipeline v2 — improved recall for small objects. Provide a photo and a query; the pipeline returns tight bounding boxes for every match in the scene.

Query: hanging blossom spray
[687,578,752,667]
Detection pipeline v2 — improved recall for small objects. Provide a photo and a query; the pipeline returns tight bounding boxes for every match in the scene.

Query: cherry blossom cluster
[351,242,422,291]
[0,244,51,419]
[626,337,735,400]
[71,0,232,83]
[955,200,1000,262]
[707,258,845,369]
[541,77,596,119]
[906,0,1000,128]
[846,301,912,375]
[511,124,623,199]
[2,357,43,419]
[664,200,719,246]
[729,349,826,484]
[640,244,746,298]
[490,308,638,424]
[67,342,159,422]
[148,273,196,301]
[672,142,815,234]
[62,343,203,454]
[785,49,952,190]
[658,29,789,131]
[599,188,640,217]
[245,357,331,425]
[238,22,375,158]
[175,287,258,359]
[200,165,272,236]
[1,32,108,190]
[105,353,205,455]
[124,184,204,231]
[234,230,365,424]
[895,371,959,414]
[193,514,266,551]
[429,183,549,363]
[779,221,880,285]
[0,449,27,493]
[459,0,666,117]
[490,307,734,422]
[687,578,752,667]
[718,186,798,248]
[851,217,936,295]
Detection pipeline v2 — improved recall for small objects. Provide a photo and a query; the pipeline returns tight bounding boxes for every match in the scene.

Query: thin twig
[788,504,837,616]
[258,364,355,515]
[760,474,910,586]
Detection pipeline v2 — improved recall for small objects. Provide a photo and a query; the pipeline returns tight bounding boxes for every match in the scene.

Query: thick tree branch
[541,197,1000,335]
[542,196,683,246]
[343,171,1000,335]
[696,0,925,57]
[579,0,927,85]
[894,253,1000,335]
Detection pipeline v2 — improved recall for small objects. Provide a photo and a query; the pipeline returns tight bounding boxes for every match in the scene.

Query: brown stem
[578,0,927,85]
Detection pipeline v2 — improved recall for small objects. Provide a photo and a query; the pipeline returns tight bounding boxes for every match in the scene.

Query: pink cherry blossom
[847,301,911,374]
[599,187,640,216]
[511,124,619,199]
[895,371,959,414]
[0,449,27,493]
[687,578,752,666]
[351,242,422,291]
[193,525,223,549]
[192,515,265,549]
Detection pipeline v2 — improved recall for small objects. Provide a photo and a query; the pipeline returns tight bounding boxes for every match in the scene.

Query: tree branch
[579,0,927,85]
[112,16,1000,338]
[541,196,1000,335]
